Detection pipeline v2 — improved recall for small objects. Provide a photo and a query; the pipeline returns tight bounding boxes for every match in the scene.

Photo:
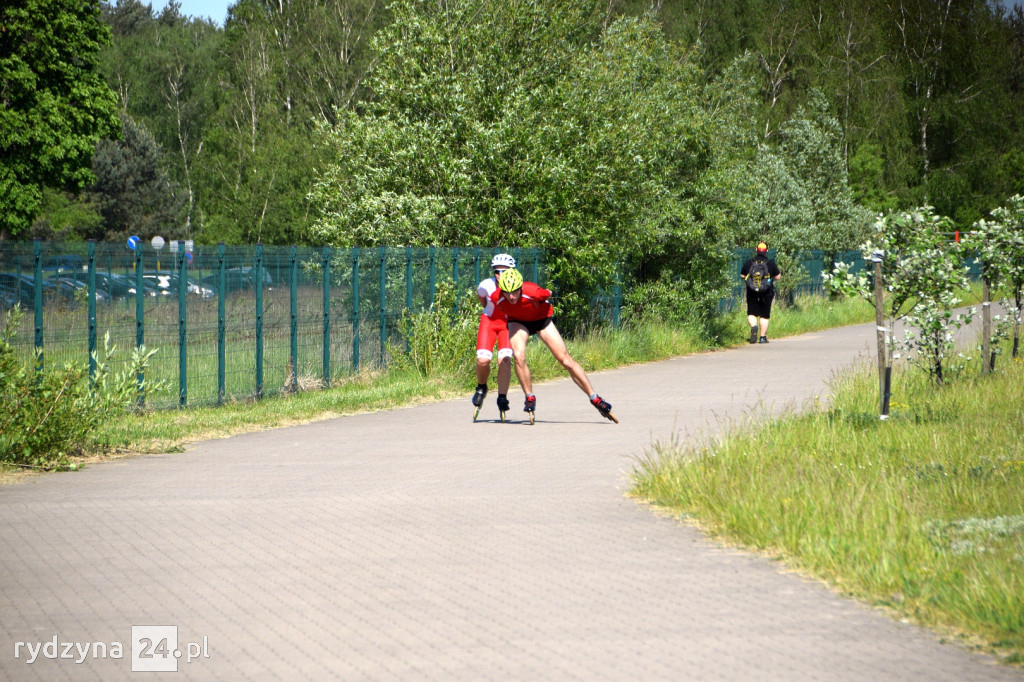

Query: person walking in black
[740,242,782,344]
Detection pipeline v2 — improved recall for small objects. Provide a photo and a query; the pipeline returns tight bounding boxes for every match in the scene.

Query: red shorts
[476,314,510,357]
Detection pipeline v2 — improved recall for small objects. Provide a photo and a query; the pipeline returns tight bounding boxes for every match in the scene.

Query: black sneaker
[749,326,758,344]
[523,395,536,412]
[496,394,510,412]
[758,336,769,344]
[471,384,487,407]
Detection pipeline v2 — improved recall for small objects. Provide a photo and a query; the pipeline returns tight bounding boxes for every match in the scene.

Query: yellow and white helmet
[497,268,524,293]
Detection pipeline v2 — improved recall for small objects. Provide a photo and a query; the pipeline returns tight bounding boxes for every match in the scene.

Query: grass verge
[630,354,1024,664]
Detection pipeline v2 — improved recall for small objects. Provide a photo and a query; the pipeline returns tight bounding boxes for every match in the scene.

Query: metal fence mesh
[4,241,980,409]
[1,242,546,408]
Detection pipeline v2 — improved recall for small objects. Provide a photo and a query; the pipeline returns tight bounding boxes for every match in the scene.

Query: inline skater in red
[490,268,617,424]
[471,253,516,420]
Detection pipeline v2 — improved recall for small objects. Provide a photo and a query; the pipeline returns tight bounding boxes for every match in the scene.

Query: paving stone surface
[1,321,1021,681]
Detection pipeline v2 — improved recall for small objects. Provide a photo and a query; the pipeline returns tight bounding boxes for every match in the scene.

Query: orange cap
[756,242,768,253]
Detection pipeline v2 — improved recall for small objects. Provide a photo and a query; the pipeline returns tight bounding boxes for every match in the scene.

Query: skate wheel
[500,411,506,423]
[529,412,535,425]
[473,406,481,421]
[605,411,619,424]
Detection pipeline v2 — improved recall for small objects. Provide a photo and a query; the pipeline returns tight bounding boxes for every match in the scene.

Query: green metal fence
[7,240,965,409]
[0,241,544,408]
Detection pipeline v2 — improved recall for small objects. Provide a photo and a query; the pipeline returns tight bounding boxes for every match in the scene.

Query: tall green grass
[632,355,1024,663]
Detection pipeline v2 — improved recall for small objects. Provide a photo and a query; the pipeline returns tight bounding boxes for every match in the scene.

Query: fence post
[452,246,459,314]
[532,247,539,283]
[473,247,480,287]
[982,276,992,374]
[290,245,298,392]
[178,242,187,407]
[105,253,115,310]
[125,255,131,312]
[217,243,226,405]
[352,247,360,373]
[87,240,97,383]
[379,246,386,367]
[405,246,412,353]
[429,245,436,304]
[135,244,145,406]
[871,251,890,418]
[810,251,823,296]
[254,243,264,400]
[32,240,43,372]
[322,247,331,386]
[613,265,621,329]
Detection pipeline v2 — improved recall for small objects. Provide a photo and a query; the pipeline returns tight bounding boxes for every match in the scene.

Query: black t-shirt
[740,257,781,296]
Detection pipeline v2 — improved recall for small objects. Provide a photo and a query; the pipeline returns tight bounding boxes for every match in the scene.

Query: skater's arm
[523,282,551,300]
[478,279,496,307]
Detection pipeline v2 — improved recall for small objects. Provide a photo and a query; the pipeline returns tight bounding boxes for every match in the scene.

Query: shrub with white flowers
[969,195,1024,359]
[824,206,972,384]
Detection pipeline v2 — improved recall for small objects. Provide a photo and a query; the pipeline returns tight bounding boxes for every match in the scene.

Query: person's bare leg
[760,317,770,336]
[509,323,532,395]
[747,313,759,343]
[536,323,594,396]
[475,357,491,385]
[496,356,512,394]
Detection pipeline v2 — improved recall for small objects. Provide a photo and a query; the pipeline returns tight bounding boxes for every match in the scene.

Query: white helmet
[490,253,516,269]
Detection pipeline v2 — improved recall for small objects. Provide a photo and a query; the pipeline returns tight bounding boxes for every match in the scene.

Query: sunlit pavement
[1,318,1020,681]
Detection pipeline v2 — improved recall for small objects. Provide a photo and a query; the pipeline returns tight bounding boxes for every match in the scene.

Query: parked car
[0,273,84,308]
[142,271,216,299]
[59,271,158,300]
[47,276,112,303]
[1,274,51,308]
[0,282,20,309]
[199,266,273,295]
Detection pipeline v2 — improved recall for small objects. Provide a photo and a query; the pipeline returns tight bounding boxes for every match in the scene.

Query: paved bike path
[1,320,1020,681]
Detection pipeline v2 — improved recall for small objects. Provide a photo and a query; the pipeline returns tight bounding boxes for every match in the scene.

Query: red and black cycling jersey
[489,281,554,322]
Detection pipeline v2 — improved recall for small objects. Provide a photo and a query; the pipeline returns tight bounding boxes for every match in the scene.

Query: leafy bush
[622,272,720,334]
[0,307,168,469]
[774,252,810,306]
[388,279,478,382]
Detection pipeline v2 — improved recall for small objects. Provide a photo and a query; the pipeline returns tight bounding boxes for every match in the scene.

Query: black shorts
[509,317,554,336]
[746,293,774,319]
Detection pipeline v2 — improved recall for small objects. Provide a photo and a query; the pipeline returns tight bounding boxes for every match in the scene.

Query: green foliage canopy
[90,114,185,242]
[99,0,222,236]
[0,0,120,237]
[310,1,719,330]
